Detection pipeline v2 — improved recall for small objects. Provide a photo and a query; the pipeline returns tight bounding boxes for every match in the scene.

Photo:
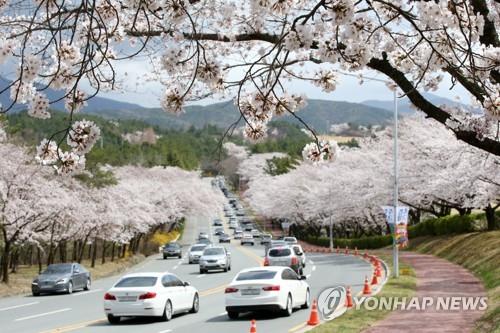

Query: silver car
[188,244,209,264]
[265,246,303,275]
[240,233,254,246]
[199,246,231,273]
[283,237,298,245]
[291,244,306,268]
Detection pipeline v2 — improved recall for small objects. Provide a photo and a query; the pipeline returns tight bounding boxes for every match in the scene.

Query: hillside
[362,93,475,114]
[1,77,393,132]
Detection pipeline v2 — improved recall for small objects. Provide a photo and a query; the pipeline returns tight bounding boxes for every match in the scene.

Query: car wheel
[163,255,168,260]
[228,265,231,271]
[301,289,311,309]
[299,268,304,276]
[84,278,91,291]
[32,292,40,297]
[189,260,193,264]
[190,293,199,313]
[227,311,239,319]
[200,269,205,274]
[283,294,293,316]
[107,314,120,324]
[178,254,182,259]
[161,300,173,321]
[67,281,73,294]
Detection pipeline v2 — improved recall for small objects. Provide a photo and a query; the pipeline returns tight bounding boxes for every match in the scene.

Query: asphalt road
[0,215,372,333]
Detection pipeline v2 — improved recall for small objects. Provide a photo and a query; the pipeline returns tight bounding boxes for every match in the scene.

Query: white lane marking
[312,265,316,272]
[218,311,227,316]
[308,259,314,265]
[173,265,179,270]
[196,274,206,279]
[71,289,103,297]
[0,302,39,312]
[15,308,71,321]
[158,330,172,333]
[306,274,312,279]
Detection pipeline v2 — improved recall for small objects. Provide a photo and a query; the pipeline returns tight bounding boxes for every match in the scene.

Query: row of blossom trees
[0,143,224,283]
[237,116,499,238]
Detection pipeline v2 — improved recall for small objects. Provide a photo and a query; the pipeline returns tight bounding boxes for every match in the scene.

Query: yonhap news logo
[317,285,488,322]
[317,286,347,320]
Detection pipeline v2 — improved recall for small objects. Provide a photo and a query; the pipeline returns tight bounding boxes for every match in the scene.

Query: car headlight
[32,281,38,285]
[56,278,69,284]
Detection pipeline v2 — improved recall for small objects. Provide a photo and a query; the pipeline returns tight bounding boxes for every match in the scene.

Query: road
[0,214,372,333]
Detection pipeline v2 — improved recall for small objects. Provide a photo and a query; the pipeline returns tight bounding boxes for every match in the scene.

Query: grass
[309,253,417,333]
[409,231,500,333]
[0,254,145,298]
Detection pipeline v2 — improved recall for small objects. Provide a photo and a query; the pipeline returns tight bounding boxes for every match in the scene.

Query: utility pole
[392,89,399,278]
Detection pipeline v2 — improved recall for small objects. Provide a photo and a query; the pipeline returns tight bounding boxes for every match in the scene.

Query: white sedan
[224,266,310,319]
[103,272,199,324]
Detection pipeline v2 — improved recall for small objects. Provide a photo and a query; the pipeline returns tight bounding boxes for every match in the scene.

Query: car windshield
[203,248,224,255]
[43,264,72,274]
[269,248,291,257]
[236,270,277,281]
[115,277,157,287]
[165,243,179,248]
[191,246,206,252]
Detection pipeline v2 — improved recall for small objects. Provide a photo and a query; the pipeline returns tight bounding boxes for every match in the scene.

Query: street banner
[382,206,409,248]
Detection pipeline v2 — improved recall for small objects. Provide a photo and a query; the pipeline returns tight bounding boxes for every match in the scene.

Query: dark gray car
[32,263,91,296]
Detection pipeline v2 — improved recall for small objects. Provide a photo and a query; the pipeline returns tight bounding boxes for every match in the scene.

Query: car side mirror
[297,252,303,256]
[184,281,190,287]
[227,252,231,256]
[73,269,79,274]
[300,275,307,280]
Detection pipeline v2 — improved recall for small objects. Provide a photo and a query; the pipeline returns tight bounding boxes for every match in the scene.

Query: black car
[32,263,91,296]
[163,242,182,259]
[219,233,231,243]
[213,219,223,226]
[214,227,225,236]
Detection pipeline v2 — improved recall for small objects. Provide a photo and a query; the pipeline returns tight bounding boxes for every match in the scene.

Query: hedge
[305,235,393,250]
[304,213,489,250]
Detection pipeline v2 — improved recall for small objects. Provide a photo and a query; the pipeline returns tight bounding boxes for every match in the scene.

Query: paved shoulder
[363,252,486,333]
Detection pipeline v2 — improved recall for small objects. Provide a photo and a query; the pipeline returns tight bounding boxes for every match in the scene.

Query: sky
[97,58,471,108]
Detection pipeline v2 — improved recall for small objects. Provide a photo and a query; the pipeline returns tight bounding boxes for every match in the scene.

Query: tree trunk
[91,238,97,268]
[10,249,18,273]
[1,241,11,283]
[72,241,78,261]
[37,247,42,274]
[111,243,116,262]
[59,241,67,263]
[486,204,497,231]
[101,240,107,265]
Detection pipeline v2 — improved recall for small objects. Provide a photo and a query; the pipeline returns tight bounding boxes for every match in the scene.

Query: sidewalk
[363,252,486,333]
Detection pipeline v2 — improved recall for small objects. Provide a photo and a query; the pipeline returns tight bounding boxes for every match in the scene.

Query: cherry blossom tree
[0,0,498,174]
[243,115,499,237]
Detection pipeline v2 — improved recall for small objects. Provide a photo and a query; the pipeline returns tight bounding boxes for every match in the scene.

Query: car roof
[237,266,288,274]
[120,272,170,278]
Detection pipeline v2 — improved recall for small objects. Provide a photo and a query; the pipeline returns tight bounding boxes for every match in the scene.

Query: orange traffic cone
[354,247,358,256]
[336,246,340,254]
[371,271,379,285]
[345,286,353,308]
[375,265,382,278]
[363,276,372,295]
[250,319,257,333]
[307,299,320,326]
[345,246,349,255]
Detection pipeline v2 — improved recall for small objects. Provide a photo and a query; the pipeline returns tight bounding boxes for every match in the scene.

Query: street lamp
[331,70,399,278]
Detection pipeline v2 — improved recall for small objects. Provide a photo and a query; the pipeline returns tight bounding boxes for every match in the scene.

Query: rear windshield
[284,237,296,242]
[191,246,206,251]
[115,277,157,287]
[269,248,291,257]
[236,271,277,281]
[204,248,224,255]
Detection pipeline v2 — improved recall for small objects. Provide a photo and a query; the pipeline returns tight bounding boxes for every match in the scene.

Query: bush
[408,214,478,238]
[305,235,393,250]
[304,213,487,250]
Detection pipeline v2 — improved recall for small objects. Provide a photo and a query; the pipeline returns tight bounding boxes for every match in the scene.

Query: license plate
[241,288,260,296]
[118,296,137,302]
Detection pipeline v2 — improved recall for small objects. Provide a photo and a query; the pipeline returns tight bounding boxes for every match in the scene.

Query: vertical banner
[382,206,409,248]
